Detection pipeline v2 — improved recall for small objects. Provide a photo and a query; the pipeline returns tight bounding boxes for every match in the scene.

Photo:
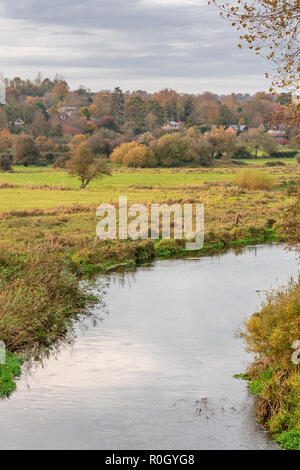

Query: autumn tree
[0,129,12,150]
[243,128,265,158]
[67,142,111,189]
[203,126,236,159]
[0,154,13,171]
[98,115,120,132]
[260,133,278,156]
[111,142,156,168]
[53,80,70,101]
[211,1,299,91]
[13,135,40,166]
[87,132,112,156]
[30,110,48,138]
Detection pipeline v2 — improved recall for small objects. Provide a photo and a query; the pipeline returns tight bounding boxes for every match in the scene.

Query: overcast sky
[0,0,271,94]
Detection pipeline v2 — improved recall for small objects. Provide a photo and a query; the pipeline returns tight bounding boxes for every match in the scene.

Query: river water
[0,244,298,450]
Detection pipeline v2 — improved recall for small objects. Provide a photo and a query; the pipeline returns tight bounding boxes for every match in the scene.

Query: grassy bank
[0,351,23,398]
[236,278,300,450]
[0,163,298,398]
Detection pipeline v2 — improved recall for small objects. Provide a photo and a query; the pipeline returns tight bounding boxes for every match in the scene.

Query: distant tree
[111,142,156,167]
[76,85,89,97]
[0,154,13,172]
[40,78,55,94]
[98,115,120,132]
[35,136,54,153]
[53,81,70,101]
[0,129,13,150]
[13,135,40,166]
[33,101,49,120]
[110,142,138,164]
[111,87,125,124]
[67,142,111,189]
[185,127,212,165]
[186,115,193,128]
[124,96,147,133]
[70,134,87,148]
[261,133,278,157]
[0,108,8,129]
[6,87,21,104]
[217,104,232,126]
[87,133,112,156]
[182,95,194,121]
[95,92,112,116]
[165,97,178,122]
[243,129,265,158]
[88,104,100,117]
[151,133,190,167]
[198,97,220,124]
[203,126,234,159]
[80,106,91,119]
[53,156,68,169]
[30,111,48,138]
[145,100,166,128]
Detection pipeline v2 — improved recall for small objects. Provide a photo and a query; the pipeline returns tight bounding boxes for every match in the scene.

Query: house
[58,106,78,120]
[226,124,248,135]
[162,121,185,131]
[267,129,289,145]
[14,118,24,127]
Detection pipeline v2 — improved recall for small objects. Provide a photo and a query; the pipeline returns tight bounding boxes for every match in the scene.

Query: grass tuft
[0,351,23,398]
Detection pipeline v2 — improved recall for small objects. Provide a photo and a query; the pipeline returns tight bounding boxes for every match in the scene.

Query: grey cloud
[0,0,270,92]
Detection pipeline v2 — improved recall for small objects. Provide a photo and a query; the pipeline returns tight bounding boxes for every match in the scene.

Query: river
[0,244,298,450]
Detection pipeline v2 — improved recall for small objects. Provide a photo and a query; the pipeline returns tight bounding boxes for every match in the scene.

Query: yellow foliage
[111,142,157,167]
[236,169,274,190]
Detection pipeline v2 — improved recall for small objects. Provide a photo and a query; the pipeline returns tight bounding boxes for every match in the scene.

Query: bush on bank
[242,272,300,449]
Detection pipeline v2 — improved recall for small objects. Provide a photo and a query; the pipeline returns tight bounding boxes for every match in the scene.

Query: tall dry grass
[236,169,274,190]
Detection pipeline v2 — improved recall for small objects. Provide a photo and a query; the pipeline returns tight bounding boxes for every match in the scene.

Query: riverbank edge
[0,226,280,399]
[235,363,300,450]
[235,279,300,451]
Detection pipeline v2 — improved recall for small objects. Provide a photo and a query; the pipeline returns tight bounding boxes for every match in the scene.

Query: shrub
[44,152,56,164]
[0,154,13,172]
[53,156,68,168]
[244,282,300,366]
[272,150,297,159]
[98,115,120,132]
[243,282,300,448]
[296,153,300,164]
[151,133,190,167]
[13,135,40,166]
[264,161,285,167]
[111,142,157,167]
[87,133,112,156]
[236,169,274,190]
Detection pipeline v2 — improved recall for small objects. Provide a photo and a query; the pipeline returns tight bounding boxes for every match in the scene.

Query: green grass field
[0,160,298,211]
